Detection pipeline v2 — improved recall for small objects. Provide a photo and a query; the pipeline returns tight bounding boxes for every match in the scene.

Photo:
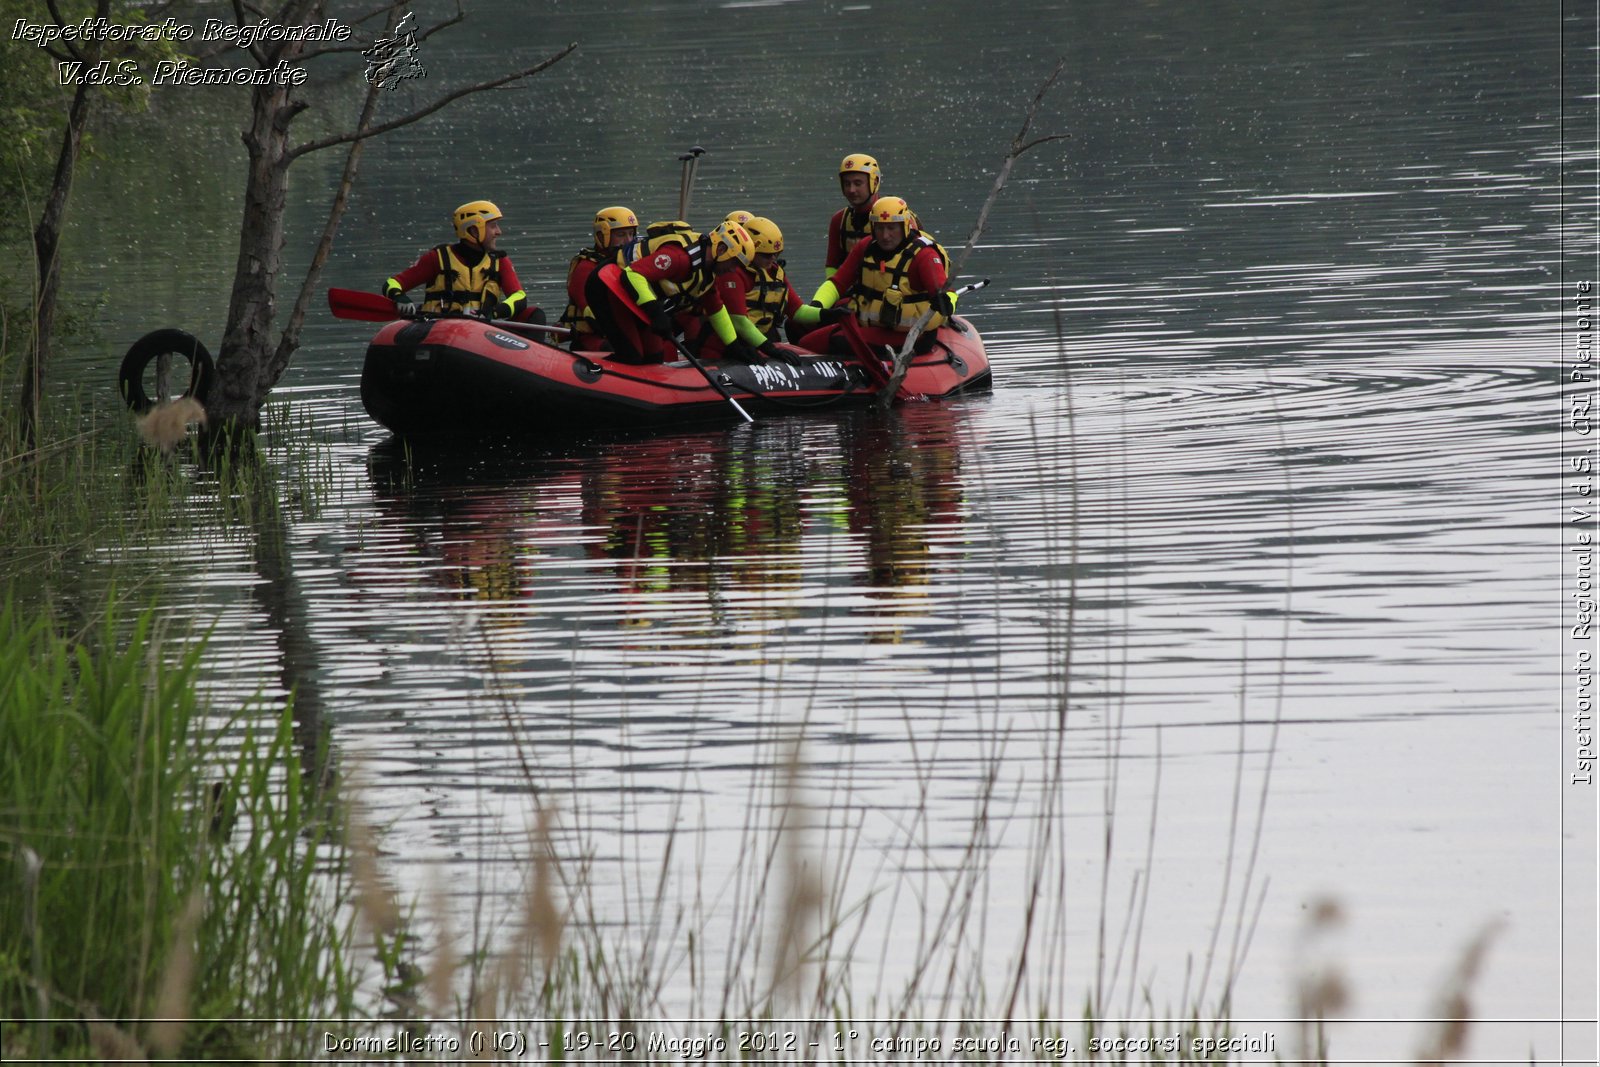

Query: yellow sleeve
[623,268,656,305]
[707,306,738,346]
[808,279,841,308]
[731,313,767,346]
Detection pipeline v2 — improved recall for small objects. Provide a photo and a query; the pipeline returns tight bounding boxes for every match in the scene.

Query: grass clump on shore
[0,373,357,1057]
[0,596,357,1060]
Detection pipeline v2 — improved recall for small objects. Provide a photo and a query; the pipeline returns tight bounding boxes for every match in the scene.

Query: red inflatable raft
[359,315,991,437]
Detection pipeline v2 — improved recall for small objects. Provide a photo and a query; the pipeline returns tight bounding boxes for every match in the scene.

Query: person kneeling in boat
[793,195,957,360]
[706,216,824,363]
[561,205,639,352]
[383,200,536,323]
[587,221,765,365]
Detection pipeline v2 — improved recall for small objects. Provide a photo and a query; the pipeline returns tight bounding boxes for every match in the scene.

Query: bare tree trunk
[262,12,394,397]
[212,85,306,432]
[22,79,95,449]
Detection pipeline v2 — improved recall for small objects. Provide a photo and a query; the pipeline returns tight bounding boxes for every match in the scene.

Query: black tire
[118,329,215,413]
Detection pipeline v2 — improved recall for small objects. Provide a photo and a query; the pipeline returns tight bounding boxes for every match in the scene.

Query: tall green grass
[0,597,357,1059]
[0,358,355,1057]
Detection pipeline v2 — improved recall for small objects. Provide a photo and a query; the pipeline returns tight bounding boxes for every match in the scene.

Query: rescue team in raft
[382,153,963,367]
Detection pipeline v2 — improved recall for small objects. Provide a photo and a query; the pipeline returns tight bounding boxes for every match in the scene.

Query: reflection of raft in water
[359,316,991,438]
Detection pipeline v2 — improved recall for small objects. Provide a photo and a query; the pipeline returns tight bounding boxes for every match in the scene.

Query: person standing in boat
[586,221,764,365]
[706,217,823,361]
[823,153,882,282]
[794,195,957,357]
[561,205,639,352]
[383,200,531,322]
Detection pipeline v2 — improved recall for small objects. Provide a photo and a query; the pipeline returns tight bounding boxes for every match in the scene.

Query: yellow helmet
[724,209,755,227]
[593,205,638,248]
[743,216,784,256]
[870,195,912,230]
[707,220,755,266]
[452,199,502,244]
[839,153,881,196]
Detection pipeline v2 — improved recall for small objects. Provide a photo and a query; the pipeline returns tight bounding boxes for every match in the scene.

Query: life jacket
[561,245,618,333]
[744,264,791,335]
[836,203,874,257]
[421,243,506,314]
[629,235,715,315]
[620,220,698,265]
[850,233,950,332]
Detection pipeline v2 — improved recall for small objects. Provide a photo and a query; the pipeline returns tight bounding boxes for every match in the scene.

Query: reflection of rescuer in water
[577,434,807,627]
[841,413,966,640]
[360,449,578,651]
[568,419,962,640]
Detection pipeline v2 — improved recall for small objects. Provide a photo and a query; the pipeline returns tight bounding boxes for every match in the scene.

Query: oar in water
[665,334,754,423]
[879,277,991,406]
[326,287,572,338]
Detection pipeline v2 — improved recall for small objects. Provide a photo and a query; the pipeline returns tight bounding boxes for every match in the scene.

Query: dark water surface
[60,1,1595,1059]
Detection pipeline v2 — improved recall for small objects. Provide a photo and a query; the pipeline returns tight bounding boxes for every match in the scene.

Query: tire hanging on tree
[118,329,215,413]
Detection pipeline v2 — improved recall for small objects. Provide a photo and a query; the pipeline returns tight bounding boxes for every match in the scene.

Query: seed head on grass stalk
[1413,921,1500,1067]
[147,887,204,1057]
[770,739,825,1008]
[342,775,402,941]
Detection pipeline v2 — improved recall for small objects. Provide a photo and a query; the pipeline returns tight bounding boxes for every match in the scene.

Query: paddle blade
[835,316,891,388]
[328,287,403,321]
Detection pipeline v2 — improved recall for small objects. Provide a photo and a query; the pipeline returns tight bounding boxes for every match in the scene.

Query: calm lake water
[56,1,1595,1061]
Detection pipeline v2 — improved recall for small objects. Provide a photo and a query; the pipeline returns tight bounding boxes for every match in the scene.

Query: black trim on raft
[118,329,215,413]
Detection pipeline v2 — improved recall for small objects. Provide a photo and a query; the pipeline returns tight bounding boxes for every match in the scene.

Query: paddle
[326,287,571,337]
[328,286,410,321]
[835,314,891,388]
[878,278,991,407]
[666,335,753,423]
[677,145,706,221]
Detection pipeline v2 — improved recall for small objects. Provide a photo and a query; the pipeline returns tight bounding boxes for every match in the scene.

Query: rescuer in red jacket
[586,221,763,364]
[384,200,531,321]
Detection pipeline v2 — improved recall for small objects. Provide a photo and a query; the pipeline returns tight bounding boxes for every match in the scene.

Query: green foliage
[0,0,59,243]
[0,0,194,347]
[0,598,356,1059]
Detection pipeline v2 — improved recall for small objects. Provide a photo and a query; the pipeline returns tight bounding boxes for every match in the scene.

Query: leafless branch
[346,0,428,27]
[269,5,396,389]
[299,3,466,62]
[229,0,266,65]
[414,3,469,44]
[286,42,577,161]
[876,60,1068,408]
[953,57,1069,275]
[45,0,90,63]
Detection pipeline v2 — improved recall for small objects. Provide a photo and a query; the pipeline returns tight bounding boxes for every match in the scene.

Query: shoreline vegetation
[0,382,355,1059]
